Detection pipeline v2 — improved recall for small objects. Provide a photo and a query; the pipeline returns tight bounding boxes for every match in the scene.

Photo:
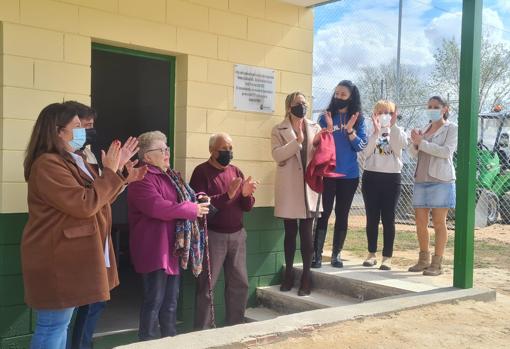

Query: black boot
[331,231,344,268]
[311,229,327,268]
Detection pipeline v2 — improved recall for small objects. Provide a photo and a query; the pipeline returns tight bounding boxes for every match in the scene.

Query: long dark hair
[428,95,449,120]
[24,103,78,181]
[326,80,362,117]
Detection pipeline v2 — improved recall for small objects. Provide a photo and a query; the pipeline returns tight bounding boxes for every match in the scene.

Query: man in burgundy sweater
[190,133,257,329]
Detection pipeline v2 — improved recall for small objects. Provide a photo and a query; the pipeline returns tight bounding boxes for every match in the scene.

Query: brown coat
[21,153,125,309]
[271,118,322,219]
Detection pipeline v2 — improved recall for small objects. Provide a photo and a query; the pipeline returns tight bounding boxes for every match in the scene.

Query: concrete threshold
[115,287,496,349]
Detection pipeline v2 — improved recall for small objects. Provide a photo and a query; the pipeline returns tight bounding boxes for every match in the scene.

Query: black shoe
[298,288,311,296]
[279,269,294,292]
[311,253,322,268]
[331,253,343,268]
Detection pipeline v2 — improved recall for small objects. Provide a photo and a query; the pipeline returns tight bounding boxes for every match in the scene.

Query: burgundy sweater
[190,161,255,233]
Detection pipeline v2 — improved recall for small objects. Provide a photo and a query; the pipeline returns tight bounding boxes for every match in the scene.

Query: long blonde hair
[285,91,307,119]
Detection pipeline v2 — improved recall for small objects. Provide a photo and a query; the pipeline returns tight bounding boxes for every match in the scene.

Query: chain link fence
[312,0,510,229]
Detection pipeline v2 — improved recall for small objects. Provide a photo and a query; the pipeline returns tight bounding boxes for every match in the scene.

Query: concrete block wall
[0,0,313,345]
[0,0,313,213]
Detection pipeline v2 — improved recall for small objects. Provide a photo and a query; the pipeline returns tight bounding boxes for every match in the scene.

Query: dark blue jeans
[70,302,106,349]
[139,270,180,341]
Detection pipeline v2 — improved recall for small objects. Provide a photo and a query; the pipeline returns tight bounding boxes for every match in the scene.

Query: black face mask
[217,150,233,167]
[84,128,97,147]
[332,98,350,111]
[290,104,307,118]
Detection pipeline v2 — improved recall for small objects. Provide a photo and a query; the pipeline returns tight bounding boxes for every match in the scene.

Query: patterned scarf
[164,168,204,277]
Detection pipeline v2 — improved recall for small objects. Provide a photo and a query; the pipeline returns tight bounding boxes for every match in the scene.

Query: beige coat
[271,118,322,219]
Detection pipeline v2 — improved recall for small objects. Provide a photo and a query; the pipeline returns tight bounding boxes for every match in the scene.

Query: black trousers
[361,170,401,257]
[316,177,359,252]
[139,269,180,341]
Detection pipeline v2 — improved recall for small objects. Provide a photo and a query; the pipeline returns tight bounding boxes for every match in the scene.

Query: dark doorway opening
[90,43,175,338]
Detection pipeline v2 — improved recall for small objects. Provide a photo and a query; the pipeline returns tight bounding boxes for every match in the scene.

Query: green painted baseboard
[0,208,285,346]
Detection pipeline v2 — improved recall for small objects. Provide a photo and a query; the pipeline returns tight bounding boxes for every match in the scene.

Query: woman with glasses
[127,131,209,340]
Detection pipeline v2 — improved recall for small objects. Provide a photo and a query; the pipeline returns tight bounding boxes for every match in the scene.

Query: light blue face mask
[68,128,86,151]
[426,109,442,122]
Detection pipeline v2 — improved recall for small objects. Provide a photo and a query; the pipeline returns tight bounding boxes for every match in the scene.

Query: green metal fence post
[454,0,483,289]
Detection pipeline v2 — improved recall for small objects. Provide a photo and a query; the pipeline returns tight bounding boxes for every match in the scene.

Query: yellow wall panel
[0,182,28,212]
[64,34,91,65]
[2,87,64,120]
[3,55,33,88]
[265,46,312,74]
[167,0,209,32]
[176,28,217,59]
[0,0,20,22]
[188,0,228,11]
[247,18,283,46]
[20,0,79,33]
[207,59,233,86]
[207,109,246,136]
[209,9,247,39]
[34,60,90,94]
[0,0,313,212]
[119,0,166,23]
[3,23,64,61]
[1,150,24,182]
[57,0,118,12]
[229,0,265,19]
[265,0,299,26]
[1,118,34,150]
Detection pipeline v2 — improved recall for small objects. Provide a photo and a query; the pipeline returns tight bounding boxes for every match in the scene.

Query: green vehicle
[474,111,510,226]
[398,110,510,227]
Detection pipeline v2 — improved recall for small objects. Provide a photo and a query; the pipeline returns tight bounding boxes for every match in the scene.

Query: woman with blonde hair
[271,91,322,296]
[361,100,408,270]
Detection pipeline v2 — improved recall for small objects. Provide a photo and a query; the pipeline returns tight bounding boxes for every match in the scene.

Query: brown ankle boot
[280,268,294,292]
[423,255,443,276]
[298,272,311,296]
[408,251,431,272]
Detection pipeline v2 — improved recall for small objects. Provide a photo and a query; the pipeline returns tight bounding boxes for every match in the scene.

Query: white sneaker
[362,253,377,267]
[380,257,392,270]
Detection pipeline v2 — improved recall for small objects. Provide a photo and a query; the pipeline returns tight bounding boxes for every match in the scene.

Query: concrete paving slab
[245,307,281,322]
[115,287,496,349]
[257,285,359,314]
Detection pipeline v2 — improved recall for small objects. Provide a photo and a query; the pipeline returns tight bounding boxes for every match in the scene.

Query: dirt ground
[256,218,510,349]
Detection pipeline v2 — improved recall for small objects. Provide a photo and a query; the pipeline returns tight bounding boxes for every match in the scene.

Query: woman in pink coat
[271,92,323,296]
[127,131,209,341]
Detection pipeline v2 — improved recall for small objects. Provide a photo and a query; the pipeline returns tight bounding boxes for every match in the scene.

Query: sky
[312,0,510,111]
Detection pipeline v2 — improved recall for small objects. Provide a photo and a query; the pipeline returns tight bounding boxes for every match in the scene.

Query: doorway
[90,43,175,337]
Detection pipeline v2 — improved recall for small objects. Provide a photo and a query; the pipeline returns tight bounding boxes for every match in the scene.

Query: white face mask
[380,114,391,128]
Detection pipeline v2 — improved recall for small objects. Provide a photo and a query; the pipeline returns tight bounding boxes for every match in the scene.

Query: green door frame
[454,0,483,289]
[91,43,176,167]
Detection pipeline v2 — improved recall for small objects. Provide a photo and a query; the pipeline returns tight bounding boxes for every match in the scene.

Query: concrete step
[290,262,445,301]
[244,306,282,323]
[256,285,359,315]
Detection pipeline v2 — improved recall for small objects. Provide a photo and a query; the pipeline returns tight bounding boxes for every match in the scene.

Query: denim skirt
[412,182,456,208]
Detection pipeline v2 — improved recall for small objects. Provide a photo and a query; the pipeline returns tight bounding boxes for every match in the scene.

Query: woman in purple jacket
[127,131,209,341]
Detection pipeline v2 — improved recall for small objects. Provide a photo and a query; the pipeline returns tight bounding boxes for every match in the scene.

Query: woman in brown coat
[21,103,142,349]
[271,91,322,296]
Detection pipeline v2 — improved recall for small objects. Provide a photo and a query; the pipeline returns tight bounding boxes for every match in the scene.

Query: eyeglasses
[146,146,170,155]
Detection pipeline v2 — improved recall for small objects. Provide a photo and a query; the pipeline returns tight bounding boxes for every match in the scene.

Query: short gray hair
[209,133,232,150]
[138,131,167,160]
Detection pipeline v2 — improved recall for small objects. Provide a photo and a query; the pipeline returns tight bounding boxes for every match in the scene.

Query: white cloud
[496,0,510,13]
